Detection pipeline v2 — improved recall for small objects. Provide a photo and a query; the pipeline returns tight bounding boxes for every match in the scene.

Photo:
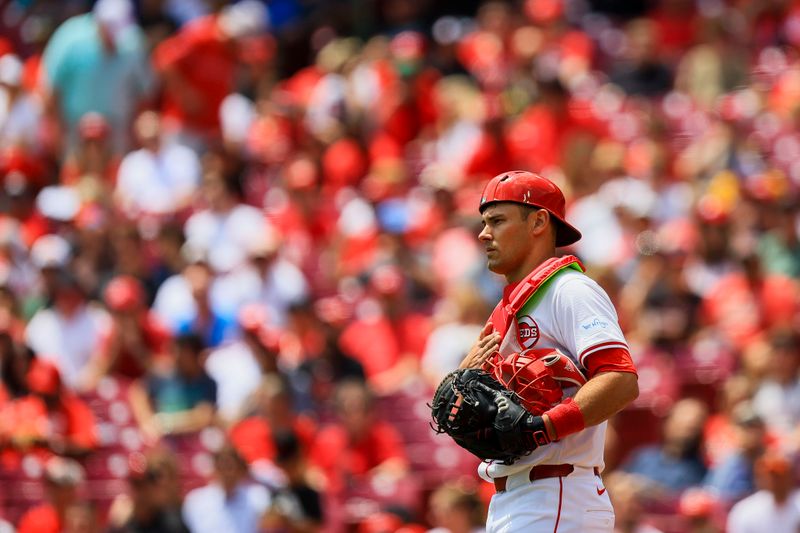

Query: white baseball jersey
[479,268,628,482]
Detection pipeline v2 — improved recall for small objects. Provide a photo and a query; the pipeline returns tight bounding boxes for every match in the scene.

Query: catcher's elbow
[622,372,639,406]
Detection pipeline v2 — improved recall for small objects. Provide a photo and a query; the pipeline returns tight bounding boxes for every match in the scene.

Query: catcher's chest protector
[488,255,585,339]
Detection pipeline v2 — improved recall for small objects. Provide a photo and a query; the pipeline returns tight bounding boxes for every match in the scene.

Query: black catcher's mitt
[430,368,550,464]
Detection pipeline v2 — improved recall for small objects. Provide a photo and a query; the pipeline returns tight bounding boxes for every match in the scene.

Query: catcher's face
[479,203,548,280]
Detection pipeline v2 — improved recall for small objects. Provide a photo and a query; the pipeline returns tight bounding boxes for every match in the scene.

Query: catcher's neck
[505,246,557,285]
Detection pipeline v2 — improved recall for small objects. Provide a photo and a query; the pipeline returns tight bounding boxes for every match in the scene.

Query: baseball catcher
[430,349,586,464]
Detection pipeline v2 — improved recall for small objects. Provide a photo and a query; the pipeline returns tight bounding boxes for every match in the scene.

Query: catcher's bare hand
[460,323,500,369]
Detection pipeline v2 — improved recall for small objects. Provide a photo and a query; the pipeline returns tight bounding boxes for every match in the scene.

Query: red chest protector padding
[487,255,585,339]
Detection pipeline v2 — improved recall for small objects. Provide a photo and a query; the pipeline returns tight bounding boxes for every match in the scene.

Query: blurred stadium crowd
[0,0,799,531]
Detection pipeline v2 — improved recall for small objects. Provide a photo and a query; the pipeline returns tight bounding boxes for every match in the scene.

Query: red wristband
[544,398,585,440]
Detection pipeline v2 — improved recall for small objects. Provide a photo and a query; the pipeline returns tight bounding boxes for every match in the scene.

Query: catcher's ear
[530,209,550,235]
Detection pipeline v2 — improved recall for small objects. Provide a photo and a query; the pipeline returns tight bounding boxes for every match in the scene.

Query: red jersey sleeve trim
[578,341,629,368]
[582,346,637,379]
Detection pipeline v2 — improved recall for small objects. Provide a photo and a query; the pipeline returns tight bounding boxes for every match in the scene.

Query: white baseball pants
[486,466,614,533]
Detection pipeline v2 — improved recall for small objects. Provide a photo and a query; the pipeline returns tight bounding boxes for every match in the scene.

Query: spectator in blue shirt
[623,398,709,493]
[41,0,153,154]
[704,404,767,503]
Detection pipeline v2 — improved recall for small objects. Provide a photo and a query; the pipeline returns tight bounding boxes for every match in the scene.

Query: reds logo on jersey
[517,315,540,348]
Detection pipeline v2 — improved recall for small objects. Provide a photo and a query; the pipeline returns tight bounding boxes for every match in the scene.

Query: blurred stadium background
[0,0,799,531]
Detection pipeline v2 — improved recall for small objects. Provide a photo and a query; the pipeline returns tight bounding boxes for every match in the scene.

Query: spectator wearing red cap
[322,138,368,189]
[677,488,723,533]
[726,451,800,533]
[80,275,171,390]
[17,456,86,533]
[153,1,268,149]
[59,112,121,195]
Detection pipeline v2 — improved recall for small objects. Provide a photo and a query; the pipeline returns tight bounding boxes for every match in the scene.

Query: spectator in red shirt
[229,375,316,465]
[152,1,268,149]
[338,265,431,394]
[81,275,170,389]
[702,253,800,351]
[309,380,409,494]
[1,357,98,459]
[17,456,85,533]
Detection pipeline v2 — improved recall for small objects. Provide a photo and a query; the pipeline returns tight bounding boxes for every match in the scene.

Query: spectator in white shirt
[24,271,110,389]
[182,443,270,533]
[421,284,490,388]
[751,331,800,446]
[0,54,43,150]
[183,169,263,274]
[242,225,308,328]
[115,110,200,217]
[727,451,800,533]
[205,304,280,425]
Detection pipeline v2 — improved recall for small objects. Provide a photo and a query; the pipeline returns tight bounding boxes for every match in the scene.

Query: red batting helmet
[479,170,582,246]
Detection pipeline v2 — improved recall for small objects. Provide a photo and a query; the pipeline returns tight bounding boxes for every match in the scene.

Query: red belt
[493,465,600,493]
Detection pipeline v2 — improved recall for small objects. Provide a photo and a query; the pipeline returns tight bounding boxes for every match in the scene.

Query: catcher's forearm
[570,371,639,427]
